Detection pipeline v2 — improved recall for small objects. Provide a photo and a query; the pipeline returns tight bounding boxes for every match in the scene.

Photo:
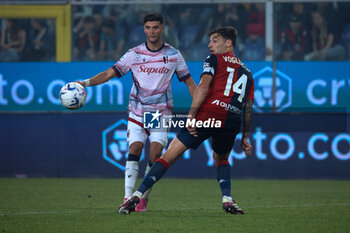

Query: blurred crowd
[1,2,350,62]
[70,3,267,61]
[0,18,55,62]
[275,2,350,61]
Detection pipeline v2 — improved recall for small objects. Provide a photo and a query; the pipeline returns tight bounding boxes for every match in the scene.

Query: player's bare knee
[129,142,144,156]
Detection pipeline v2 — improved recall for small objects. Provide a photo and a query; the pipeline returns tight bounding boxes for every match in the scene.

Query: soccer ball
[59,82,87,110]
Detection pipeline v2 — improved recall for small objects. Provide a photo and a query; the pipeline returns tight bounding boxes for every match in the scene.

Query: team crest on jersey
[163,56,169,64]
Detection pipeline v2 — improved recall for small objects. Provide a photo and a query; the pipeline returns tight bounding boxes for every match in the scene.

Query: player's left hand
[241,137,252,157]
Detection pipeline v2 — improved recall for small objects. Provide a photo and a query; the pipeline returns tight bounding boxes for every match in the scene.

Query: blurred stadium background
[0,1,349,232]
[0,0,349,179]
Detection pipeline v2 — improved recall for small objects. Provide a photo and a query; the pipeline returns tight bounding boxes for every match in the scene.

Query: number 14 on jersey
[224,67,247,102]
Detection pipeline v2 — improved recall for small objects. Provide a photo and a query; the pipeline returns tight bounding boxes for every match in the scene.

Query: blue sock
[138,158,169,193]
[216,161,231,197]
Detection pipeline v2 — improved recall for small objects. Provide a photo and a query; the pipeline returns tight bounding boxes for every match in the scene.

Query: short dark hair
[143,12,164,24]
[209,26,237,48]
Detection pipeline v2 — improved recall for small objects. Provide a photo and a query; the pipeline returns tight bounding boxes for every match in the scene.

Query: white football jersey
[112,42,191,117]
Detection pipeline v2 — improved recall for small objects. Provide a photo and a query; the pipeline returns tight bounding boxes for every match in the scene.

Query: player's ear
[226,39,233,48]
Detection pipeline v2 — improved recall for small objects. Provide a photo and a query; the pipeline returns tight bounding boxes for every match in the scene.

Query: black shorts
[177,127,239,155]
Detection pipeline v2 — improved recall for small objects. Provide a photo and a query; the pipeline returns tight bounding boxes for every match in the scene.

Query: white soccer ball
[59,82,87,110]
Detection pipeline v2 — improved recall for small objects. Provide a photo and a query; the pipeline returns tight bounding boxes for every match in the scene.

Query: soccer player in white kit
[77,12,196,212]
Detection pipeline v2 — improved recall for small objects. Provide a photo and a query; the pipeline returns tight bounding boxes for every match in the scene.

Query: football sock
[216,161,231,197]
[124,154,140,198]
[137,158,169,194]
[222,195,233,203]
[142,161,153,200]
[133,191,143,199]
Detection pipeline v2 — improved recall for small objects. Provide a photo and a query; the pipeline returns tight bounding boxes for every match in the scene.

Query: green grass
[0,179,350,233]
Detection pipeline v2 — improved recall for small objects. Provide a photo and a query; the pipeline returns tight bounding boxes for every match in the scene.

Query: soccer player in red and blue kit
[119,26,254,215]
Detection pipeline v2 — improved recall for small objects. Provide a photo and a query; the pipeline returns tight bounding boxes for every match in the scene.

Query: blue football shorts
[177,127,240,155]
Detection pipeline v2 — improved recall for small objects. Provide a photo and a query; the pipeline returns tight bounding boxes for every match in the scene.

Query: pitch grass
[0,179,350,233]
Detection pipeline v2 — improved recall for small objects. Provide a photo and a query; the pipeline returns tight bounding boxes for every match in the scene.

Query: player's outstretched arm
[184,76,197,98]
[77,68,116,87]
[187,74,213,136]
[188,74,213,116]
[241,99,253,156]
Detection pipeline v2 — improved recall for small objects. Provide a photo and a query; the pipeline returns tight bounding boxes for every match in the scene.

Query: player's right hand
[241,137,252,157]
[187,116,198,137]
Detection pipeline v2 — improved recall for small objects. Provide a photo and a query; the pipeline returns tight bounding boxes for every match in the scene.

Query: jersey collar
[145,42,165,53]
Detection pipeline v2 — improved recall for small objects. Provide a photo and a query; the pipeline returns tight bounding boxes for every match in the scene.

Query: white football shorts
[127,112,169,148]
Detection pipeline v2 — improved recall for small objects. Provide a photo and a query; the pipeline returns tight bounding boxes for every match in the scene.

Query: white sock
[222,195,233,203]
[124,161,139,198]
[133,191,143,199]
[142,163,153,200]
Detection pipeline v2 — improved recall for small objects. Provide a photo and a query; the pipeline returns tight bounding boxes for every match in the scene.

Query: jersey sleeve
[201,54,217,78]
[175,51,191,82]
[111,50,135,78]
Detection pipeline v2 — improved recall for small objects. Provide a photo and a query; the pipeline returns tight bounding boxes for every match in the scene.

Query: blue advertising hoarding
[0,61,349,178]
[276,62,350,110]
[1,61,349,112]
[0,112,349,178]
